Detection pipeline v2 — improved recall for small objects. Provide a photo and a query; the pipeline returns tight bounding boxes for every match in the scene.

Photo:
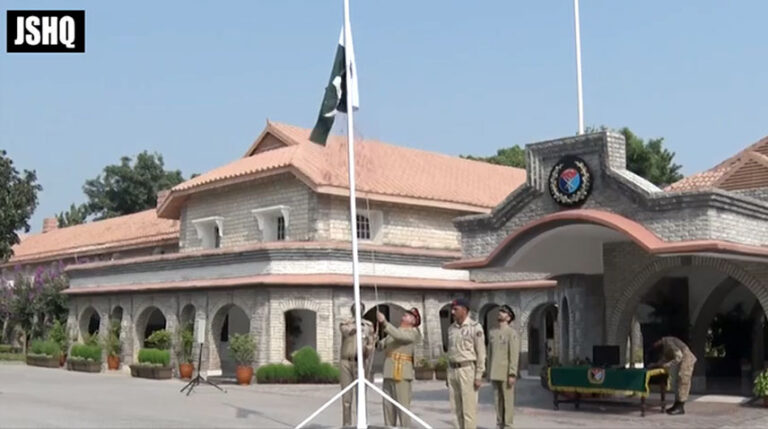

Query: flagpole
[573,0,584,135]
[342,0,367,428]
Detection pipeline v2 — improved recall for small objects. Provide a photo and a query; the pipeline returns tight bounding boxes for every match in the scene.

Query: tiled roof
[666,136,768,192]
[5,210,179,266]
[159,121,527,217]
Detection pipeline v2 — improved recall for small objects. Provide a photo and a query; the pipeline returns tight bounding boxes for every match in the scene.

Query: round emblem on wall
[548,156,592,207]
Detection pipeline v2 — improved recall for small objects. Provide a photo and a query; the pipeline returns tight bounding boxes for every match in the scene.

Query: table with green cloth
[548,366,668,416]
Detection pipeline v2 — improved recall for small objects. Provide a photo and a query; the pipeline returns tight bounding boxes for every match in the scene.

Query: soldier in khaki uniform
[488,305,520,428]
[447,298,486,429]
[650,336,697,415]
[339,303,376,426]
[376,307,422,428]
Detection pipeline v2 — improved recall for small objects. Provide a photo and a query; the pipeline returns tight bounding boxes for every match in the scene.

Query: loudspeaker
[195,318,205,344]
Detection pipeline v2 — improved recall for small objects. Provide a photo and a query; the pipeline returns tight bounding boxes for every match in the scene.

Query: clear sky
[2,0,767,233]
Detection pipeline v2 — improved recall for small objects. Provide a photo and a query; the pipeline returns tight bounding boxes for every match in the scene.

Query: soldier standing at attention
[339,303,376,427]
[650,336,697,415]
[488,305,520,428]
[447,298,486,429]
[376,307,422,428]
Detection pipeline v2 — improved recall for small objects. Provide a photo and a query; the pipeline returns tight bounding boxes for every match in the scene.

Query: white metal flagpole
[342,0,367,428]
[573,0,585,135]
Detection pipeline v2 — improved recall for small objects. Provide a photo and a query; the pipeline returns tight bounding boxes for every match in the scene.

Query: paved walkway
[1,363,766,428]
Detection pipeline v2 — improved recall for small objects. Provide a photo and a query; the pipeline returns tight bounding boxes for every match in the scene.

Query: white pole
[573,0,585,135]
[295,382,356,429]
[364,380,433,428]
[342,1,367,428]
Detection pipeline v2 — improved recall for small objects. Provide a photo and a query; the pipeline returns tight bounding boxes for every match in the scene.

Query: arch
[438,303,454,353]
[609,256,768,354]
[135,306,167,347]
[210,303,250,375]
[527,302,558,366]
[479,303,501,346]
[285,309,317,360]
[180,304,196,328]
[79,307,101,338]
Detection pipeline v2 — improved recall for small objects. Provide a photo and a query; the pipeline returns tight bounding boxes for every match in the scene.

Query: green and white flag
[309,27,359,145]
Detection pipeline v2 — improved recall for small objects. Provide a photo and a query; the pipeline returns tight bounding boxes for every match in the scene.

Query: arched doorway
[284,309,317,360]
[363,303,407,374]
[479,303,501,347]
[211,304,250,375]
[79,307,101,339]
[561,297,570,363]
[135,307,167,347]
[439,303,453,353]
[527,303,558,371]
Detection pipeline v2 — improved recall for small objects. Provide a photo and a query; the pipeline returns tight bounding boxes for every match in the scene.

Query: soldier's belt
[449,360,474,369]
[388,353,413,381]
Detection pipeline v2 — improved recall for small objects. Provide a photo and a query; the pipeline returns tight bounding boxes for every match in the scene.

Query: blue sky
[2,1,767,233]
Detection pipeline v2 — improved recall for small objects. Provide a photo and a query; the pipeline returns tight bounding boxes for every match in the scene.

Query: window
[356,215,371,240]
[252,206,290,242]
[276,216,286,241]
[191,216,224,249]
[354,210,382,242]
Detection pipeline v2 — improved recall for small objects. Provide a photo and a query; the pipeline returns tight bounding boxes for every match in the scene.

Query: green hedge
[138,348,170,367]
[29,339,61,358]
[292,346,322,380]
[256,364,298,383]
[0,352,25,361]
[70,344,102,362]
[0,344,22,354]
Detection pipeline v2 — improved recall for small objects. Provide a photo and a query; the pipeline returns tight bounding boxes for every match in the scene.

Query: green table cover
[548,366,667,397]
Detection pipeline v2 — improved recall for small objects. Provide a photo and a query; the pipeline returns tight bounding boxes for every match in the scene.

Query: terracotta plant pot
[236,365,254,385]
[179,362,194,379]
[59,354,66,367]
[107,355,120,370]
[763,396,768,408]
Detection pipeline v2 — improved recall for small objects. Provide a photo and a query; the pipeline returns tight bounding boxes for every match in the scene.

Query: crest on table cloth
[587,367,606,385]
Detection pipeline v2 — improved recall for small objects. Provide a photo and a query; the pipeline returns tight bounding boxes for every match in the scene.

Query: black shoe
[666,402,685,415]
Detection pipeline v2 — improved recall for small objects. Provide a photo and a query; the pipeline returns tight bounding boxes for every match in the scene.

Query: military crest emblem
[548,155,592,207]
[587,367,606,384]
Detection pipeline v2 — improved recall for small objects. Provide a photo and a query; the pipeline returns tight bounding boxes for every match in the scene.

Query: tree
[462,127,684,187]
[82,151,185,220]
[461,145,526,168]
[56,203,89,227]
[0,150,42,262]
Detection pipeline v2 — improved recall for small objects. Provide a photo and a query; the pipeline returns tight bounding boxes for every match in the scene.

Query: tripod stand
[180,343,226,396]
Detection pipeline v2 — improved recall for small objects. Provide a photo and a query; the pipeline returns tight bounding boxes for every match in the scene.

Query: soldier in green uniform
[339,303,376,426]
[376,307,422,428]
[488,305,519,428]
[447,298,486,429]
[650,336,697,415]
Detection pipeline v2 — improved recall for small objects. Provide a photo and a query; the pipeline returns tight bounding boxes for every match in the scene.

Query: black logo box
[7,10,85,53]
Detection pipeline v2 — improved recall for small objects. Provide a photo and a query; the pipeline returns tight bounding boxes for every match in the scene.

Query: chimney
[42,217,59,233]
[156,189,170,209]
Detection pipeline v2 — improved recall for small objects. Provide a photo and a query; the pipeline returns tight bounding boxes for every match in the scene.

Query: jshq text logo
[7,10,85,53]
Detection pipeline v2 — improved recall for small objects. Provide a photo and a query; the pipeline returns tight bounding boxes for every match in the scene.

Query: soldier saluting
[488,305,520,429]
[376,307,422,428]
[447,298,486,429]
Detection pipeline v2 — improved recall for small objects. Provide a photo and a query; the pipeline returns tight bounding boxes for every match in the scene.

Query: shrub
[416,358,433,369]
[105,320,121,357]
[176,323,194,363]
[315,362,340,383]
[0,352,24,361]
[256,364,297,384]
[48,320,69,353]
[434,355,448,371]
[145,329,172,350]
[0,344,22,354]
[83,332,101,347]
[28,339,61,358]
[754,369,768,397]
[229,333,256,366]
[292,346,321,379]
[70,343,102,362]
[138,348,170,367]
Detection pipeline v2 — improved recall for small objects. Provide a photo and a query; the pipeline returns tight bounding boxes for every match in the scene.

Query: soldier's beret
[451,297,470,310]
[499,305,515,321]
[407,307,421,327]
[350,303,365,314]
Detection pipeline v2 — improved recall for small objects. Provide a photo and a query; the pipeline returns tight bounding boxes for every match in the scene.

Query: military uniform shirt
[339,318,375,359]
[488,324,519,381]
[448,317,486,380]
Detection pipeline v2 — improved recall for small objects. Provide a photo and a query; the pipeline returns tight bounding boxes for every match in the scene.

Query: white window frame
[191,216,224,249]
[252,205,291,242]
[356,209,383,242]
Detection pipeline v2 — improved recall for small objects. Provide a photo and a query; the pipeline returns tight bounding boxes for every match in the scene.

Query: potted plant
[434,355,448,380]
[229,332,256,385]
[415,358,434,380]
[26,339,61,368]
[48,320,69,367]
[754,369,768,407]
[105,320,121,370]
[176,323,194,379]
[67,342,102,373]
[130,348,172,379]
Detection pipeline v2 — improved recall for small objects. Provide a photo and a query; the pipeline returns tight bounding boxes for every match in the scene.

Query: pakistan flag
[309,27,359,145]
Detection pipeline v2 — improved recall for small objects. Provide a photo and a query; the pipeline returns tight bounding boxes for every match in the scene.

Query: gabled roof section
[158,121,527,218]
[666,136,768,192]
[4,210,179,266]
